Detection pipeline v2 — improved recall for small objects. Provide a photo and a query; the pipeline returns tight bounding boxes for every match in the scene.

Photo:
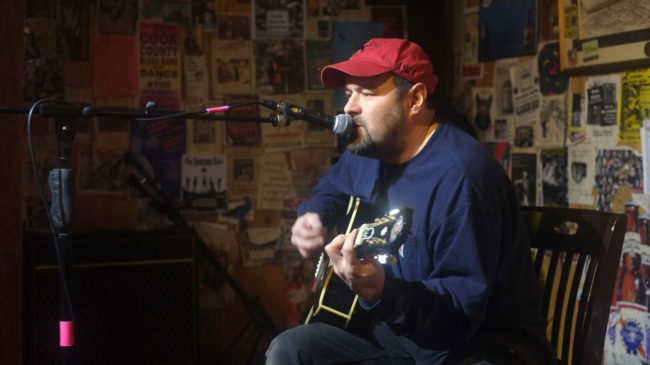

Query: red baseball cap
[321,38,439,94]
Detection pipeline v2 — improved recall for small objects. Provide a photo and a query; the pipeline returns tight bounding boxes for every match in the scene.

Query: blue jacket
[298,122,550,360]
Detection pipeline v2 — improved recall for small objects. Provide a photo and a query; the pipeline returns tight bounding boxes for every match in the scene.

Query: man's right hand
[291,212,326,259]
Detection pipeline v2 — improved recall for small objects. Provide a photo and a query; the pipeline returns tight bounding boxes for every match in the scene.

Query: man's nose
[344,94,360,116]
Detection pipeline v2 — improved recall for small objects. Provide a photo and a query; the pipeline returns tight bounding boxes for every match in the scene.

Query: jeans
[266,321,555,365]
[266,322,422,365]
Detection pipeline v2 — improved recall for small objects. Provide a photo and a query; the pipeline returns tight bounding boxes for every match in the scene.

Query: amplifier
[23,229,197,365]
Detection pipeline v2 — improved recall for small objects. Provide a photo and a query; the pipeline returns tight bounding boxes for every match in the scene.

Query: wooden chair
[521,206,626,365]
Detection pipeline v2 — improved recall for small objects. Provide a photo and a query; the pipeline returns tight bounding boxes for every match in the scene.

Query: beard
[346,104,405,160]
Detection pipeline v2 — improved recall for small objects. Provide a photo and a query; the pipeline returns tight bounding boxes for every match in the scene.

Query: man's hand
[291,212,326,259]
[325,229,385,303]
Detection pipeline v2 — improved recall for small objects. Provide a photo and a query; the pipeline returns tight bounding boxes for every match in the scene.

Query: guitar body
[303,196,412,330]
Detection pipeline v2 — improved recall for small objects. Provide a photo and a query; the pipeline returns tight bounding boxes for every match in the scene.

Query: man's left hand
[324,229,385,304]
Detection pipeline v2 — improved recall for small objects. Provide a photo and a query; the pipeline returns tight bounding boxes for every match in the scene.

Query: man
[266,38,555,364]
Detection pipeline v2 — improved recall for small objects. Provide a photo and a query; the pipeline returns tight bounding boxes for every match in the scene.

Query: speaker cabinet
[24,229,197,365]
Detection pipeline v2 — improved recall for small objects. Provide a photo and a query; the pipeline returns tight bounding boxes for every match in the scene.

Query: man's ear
[408,83,428,114]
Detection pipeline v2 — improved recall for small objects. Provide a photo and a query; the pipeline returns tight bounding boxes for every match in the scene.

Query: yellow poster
[619,69,650,143]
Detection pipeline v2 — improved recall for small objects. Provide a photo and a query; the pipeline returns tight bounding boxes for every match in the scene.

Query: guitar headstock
[353,207,413,264]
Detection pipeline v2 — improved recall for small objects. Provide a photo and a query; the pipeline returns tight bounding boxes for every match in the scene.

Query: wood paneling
[0,1,25,364]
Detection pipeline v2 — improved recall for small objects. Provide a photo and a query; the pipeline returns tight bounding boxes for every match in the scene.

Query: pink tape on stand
[60,321,75,347]
[205,105,230,113]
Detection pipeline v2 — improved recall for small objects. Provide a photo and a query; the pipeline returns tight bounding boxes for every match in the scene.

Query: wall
[455,1,650,362]
[0,1,25,364]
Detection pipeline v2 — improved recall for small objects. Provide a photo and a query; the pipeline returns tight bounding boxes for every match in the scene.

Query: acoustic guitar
[303,196,412,329]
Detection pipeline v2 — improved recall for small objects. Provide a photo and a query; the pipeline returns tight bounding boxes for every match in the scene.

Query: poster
[536,94,567,147]
[540,147,568,207]
[253,0,304,39]
[510,57,541,125]
[212,41,252,95]
[568,140,597,206]
[254,39,305,95]
[511,152,538,206]
[478,0,538,61]
[181,154,227,211]
[138,23,182,109]
[619,69,650,143]
[585,74,621,147]
[130,117,186,199]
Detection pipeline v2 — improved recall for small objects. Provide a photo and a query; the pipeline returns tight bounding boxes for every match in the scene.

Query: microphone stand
[4,100,280,364]
[50,117,77,365]
[123,152,279,363]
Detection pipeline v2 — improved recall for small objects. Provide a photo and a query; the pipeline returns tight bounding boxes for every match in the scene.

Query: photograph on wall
[514,125,535,149]
[185,116,225,155]
[217,14,251,40]
[594,148,643,212]
[478,0,538,61]
[493,58,518,117]
[568,92,586,144]
[471,87,495,141]
[184,54,209,102]
[540,147,568,207]
[568,140,597,206]
[254,39,305,95]
[253,0,304,39]
[181,154,227,211]
[225,146,262,203]
[536,94,567,147]
[511,152,538,206]
[212,41,252,96]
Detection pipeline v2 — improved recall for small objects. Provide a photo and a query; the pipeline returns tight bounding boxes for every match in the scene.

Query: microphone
[259,99,356,141]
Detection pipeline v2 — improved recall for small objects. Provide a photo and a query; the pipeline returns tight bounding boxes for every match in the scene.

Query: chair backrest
[521,206,626,365]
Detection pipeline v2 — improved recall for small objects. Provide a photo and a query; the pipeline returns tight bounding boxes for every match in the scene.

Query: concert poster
[540,147,568,207]
[253,0,304,39]
[212,40,252,96]
[511,152,537,206]
[254,39,305,95]
[138,23,182,109]
[181,154,227,212]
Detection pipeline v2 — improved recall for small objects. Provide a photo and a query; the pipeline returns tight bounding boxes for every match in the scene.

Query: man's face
[342,73,408,160]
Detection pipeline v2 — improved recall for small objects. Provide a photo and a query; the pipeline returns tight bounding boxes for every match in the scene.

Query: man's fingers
[324,234,346,261]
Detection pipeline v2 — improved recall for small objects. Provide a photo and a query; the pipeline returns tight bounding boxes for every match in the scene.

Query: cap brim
[321,59,393,89]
